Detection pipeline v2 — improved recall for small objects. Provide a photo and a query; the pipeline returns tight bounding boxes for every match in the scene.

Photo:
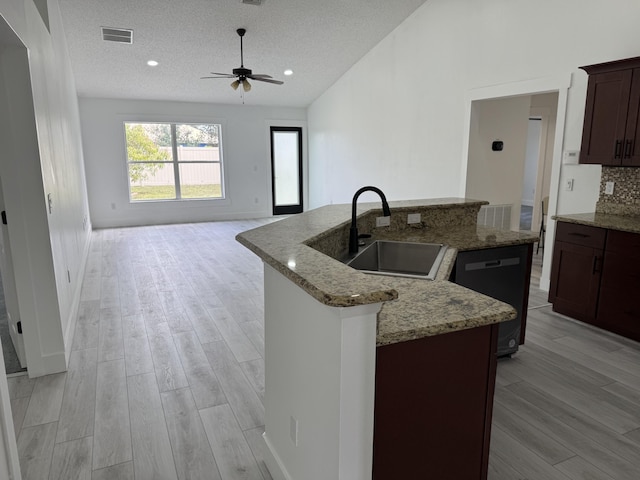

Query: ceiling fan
[201,28,284,92]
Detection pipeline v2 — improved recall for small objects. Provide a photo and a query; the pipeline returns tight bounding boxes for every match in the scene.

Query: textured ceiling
[57,0,428,107]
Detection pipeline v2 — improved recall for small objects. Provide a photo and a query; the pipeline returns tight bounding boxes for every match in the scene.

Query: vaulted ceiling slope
[58,0,428,107]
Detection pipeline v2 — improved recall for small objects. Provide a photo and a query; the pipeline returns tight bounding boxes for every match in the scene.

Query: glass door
[270,127,303,215]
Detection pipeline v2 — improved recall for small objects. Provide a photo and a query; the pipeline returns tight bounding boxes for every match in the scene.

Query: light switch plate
[605,181,615,195]
[376,216,391,227]
[290,416,298,446]
[565,178,574,191]
[407,213,421,224]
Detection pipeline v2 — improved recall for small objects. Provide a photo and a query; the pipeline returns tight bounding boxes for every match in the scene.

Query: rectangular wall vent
[102,27,133,44]
[477,204,512,230]
[241,0,263,5]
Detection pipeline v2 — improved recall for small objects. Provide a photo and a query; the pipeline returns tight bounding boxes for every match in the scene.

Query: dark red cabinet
[580,57,640,166]
[549,222,605,324]
[373,324,498,480]
[597,230,640,341]
[550,221,640,342]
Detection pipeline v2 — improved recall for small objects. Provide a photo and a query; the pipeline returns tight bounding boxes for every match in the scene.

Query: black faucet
[349,186,391,254]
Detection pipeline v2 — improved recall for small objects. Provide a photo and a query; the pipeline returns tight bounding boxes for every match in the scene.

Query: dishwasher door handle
[464,257,520,271]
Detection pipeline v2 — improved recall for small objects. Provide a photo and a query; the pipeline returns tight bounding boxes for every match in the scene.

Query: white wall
[0,0,92,377]
[466,96,531,230]
[307,0,640,218]
[80,98,307,228]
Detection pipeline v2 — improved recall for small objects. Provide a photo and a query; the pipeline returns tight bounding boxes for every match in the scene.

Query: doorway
[0,178,25,374]
[466,92,558,233]
[270,126,303,215]
[0,24,28,375]
[461,76,570,291]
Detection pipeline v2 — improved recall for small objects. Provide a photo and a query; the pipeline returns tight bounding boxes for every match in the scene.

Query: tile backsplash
[596,167,640,216]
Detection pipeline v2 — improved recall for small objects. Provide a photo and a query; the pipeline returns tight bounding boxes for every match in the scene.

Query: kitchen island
[237,198,538,480]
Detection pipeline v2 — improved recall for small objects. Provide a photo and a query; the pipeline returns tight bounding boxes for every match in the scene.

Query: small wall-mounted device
[563,150,580,165]
[491,141,504,152]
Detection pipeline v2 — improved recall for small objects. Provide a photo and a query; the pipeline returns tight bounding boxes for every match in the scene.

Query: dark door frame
[270,126,303,215]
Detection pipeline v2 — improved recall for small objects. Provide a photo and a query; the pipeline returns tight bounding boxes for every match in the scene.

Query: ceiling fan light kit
[201,28,283,97]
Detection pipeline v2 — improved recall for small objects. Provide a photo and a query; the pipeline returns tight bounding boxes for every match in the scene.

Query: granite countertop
[553,212,640,234]
[237,198,539,346]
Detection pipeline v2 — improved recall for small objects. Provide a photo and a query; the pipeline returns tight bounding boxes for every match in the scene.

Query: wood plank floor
[6,220,640,479]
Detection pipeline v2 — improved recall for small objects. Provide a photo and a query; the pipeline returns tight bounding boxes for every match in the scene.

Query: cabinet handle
[625,140,633,158]
[615,140,623,158]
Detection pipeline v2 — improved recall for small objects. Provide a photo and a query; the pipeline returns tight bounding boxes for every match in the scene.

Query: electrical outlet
[376,216,391,227]
[565,178,574,191]
[290,416,298,446]
[605,181,615,195]
[407,213,421,224]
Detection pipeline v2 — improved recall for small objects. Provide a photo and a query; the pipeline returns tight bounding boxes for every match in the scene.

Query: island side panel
[262,264,381,480]
[520,243,533,344]
[372,323,499,480]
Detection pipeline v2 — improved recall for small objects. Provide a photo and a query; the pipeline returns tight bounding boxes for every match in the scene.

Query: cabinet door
[549,240,603,323]
[580,70,632,165]
[598,251,640,341]
[623,68,640,166]
[597,230,640,341]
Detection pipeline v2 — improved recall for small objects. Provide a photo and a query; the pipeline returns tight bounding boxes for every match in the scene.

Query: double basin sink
[346,240,448,280]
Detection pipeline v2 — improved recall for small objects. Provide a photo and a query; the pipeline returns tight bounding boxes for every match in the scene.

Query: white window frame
[124,121,225,203]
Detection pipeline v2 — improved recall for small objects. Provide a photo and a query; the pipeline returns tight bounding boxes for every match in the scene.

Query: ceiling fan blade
[250,74,273,78]
[248,76,284,85]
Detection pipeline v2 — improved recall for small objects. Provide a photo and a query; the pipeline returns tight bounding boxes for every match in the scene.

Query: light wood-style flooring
[6,220,640,479]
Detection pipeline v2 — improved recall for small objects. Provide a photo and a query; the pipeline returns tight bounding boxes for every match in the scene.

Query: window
[124,122,224,202]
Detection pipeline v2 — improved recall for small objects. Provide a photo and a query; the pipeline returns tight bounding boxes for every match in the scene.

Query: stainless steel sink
[346,240,447,280]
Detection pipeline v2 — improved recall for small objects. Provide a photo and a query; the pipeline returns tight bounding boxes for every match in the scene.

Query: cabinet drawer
[605,229,640,256]
[555,222,606,249]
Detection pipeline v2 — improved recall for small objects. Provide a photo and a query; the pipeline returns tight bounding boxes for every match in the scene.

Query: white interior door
[0,178,25,368]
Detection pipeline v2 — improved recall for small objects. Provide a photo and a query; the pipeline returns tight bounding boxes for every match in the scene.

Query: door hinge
[1,211,6,225]
[17,321,22,334]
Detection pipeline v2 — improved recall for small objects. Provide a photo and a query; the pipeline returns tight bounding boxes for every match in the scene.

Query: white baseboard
[262,432,292,480]
[63,229,92,364]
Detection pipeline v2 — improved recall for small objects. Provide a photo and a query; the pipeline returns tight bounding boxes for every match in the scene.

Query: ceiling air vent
[101,27,133,44]
[241,0,262,5]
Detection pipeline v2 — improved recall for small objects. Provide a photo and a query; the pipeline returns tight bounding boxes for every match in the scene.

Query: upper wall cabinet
[580,57,640,166]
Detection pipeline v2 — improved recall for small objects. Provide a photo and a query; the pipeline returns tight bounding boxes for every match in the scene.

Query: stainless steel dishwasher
[451,245,529,357]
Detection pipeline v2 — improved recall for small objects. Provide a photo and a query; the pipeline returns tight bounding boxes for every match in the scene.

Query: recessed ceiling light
[147,60,159,67]
[284,69,293,76]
